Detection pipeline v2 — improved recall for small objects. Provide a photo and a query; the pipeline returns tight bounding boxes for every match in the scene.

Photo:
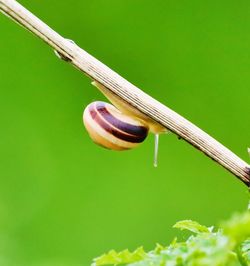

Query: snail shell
[83,101,149,150]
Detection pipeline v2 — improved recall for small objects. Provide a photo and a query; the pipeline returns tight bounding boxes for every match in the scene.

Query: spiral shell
[83,101,149,150]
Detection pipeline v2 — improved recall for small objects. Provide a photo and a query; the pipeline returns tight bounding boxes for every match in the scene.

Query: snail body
[83,81,167,166]
[91,81,165,134]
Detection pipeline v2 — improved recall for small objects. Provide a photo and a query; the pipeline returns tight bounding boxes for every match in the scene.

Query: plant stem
[0,0,250,186]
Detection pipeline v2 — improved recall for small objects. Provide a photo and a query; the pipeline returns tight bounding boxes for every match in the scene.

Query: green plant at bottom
[92,211,250,266]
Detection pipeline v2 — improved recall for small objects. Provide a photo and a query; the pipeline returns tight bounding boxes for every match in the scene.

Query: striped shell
[83,101,149,150]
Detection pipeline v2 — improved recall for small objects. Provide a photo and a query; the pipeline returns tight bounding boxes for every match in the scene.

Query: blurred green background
[0,0,250,265]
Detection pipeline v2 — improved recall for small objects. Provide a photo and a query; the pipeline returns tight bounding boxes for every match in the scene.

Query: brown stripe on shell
[83,115,130,150]
[95,101,148,138]
[88,102,148,143]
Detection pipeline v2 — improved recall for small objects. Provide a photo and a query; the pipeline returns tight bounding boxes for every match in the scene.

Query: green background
[0,1,250,265]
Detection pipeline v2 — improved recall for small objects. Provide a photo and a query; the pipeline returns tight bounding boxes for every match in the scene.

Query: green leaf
[153,243,165,254]
[92,247,147,266]
[173,220,210,234]
[241,239,250,265]
[221,211,250,246]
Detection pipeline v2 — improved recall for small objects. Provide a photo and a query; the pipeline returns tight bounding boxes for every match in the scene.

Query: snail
[83,81,167,166]
[53,42,166,165]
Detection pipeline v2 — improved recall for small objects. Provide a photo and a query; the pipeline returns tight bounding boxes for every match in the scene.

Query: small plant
[92,210,250,266]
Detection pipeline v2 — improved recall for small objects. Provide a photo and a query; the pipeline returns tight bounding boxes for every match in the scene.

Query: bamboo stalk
[0,0,249,186]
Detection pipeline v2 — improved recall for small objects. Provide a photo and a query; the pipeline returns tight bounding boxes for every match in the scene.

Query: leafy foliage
[92,211,250,266]
[173,220,211,234]
[241,239,250,264]
[91,247,147,266]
